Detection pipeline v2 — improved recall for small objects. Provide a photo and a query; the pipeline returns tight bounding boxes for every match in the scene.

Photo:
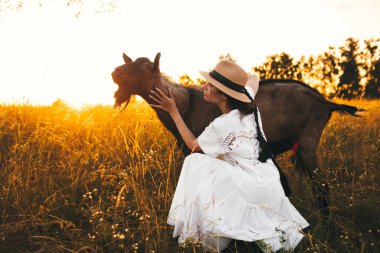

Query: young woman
[149,59,309,252]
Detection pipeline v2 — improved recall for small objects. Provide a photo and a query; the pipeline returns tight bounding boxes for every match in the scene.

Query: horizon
[0,0,379,106]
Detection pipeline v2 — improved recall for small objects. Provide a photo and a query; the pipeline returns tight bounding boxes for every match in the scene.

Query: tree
[178,74,204,87]
[0,0,22,12]
[336,38,362,99]
[178,74,195,87]
[195,78,206,86]
[253,52,302,80]
[362,38,380,98]
[219,53,236,62]
[319,47,340,97]
[0,0,117,16]
[307,47,340,97]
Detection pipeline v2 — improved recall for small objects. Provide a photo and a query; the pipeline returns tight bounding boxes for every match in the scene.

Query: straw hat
[199,59,259,103]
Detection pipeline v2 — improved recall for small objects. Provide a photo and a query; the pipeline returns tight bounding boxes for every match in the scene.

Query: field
[0,99,379,253]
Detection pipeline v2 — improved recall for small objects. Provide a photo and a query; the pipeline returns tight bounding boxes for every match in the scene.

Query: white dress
[167,109,309,252]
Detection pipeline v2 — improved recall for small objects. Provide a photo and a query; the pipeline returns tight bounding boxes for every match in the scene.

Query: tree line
[179,38,380,99]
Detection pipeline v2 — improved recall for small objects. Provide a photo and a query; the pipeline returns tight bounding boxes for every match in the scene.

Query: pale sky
[0,0,379,106]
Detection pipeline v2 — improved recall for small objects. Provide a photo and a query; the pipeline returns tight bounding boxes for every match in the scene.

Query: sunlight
[0,0,379,106]
[0,1,120,106]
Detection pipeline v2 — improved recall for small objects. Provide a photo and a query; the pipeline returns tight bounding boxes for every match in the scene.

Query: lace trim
[217,129,261,167]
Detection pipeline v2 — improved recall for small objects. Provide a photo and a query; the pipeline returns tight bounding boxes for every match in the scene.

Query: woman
[149,59,309,252]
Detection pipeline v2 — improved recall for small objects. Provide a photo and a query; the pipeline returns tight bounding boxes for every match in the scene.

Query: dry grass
[0,99,379,253]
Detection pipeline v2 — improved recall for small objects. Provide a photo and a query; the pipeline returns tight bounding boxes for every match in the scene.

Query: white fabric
[246,86,256,100]
[246,73,260,96]
[167,109,309,252]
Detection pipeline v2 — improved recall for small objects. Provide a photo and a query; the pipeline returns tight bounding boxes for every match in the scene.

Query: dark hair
[224,95,273,163]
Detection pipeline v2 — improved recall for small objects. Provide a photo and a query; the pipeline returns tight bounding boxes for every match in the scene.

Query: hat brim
[199,70,251,103]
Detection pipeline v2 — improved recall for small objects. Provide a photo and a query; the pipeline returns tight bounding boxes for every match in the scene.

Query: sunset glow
[0,0,379,106]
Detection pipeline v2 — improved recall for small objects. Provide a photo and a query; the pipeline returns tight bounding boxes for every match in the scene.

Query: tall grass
[0,99,379,252]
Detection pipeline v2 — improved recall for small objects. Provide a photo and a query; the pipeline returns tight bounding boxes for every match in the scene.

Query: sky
[0,0,379,106]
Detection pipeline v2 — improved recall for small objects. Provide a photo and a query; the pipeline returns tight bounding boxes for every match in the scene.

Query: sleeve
[197,121,224,157]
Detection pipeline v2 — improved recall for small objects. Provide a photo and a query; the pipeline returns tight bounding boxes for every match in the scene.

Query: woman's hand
[150,87,199,151]
[149,87,179,116]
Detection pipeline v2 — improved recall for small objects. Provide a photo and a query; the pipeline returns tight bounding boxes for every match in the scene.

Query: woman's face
[201,82,225,104]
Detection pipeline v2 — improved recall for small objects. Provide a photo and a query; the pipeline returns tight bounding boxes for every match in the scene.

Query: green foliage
[253,52,302,80]
[179,74,204,87]
[202,39,378,100]
[364,60,380,98]
[179,74,195,87]
[363,38,380,98]
[189,37,379,99]
[219,53,236,62]
[336,38,363,99]
[313,47,340,96]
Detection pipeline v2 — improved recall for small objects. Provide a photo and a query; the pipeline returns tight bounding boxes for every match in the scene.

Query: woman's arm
[149,88,201,152]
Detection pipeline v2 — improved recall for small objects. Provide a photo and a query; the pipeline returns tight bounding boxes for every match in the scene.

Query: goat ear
[153,52,161,73]
[123,53,132,63]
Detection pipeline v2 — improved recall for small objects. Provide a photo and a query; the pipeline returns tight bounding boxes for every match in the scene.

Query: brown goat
[112,52,363,215]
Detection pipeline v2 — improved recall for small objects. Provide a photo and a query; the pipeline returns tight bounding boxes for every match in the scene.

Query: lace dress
[167,109,309,252]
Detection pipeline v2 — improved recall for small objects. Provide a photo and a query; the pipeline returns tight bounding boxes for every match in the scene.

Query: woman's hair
[212,86,273,163]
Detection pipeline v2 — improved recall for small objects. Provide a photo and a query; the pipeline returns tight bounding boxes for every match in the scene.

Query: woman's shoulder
[212,109,244,128]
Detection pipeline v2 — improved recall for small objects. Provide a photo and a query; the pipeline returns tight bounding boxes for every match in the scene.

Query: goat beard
[114,87,133,111]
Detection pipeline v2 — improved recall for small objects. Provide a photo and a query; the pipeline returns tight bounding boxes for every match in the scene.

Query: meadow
[0,99,379,253]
